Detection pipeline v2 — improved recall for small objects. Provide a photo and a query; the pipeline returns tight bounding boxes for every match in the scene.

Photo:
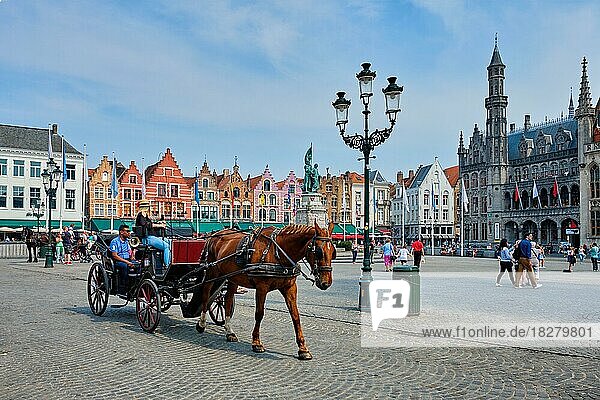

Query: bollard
[392,265,420,316]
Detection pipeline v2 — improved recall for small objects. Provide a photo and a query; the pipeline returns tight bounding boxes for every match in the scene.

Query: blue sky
[0,0,598,181]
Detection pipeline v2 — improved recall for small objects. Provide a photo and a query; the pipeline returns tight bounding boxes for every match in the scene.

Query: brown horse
[188,222,335,360]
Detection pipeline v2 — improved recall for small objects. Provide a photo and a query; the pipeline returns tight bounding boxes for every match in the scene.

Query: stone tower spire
[577,57,593,114]
[568,87,575,119]
[485,37,508,153]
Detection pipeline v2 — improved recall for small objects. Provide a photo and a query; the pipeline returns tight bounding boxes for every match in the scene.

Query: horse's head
[305,222,336,290]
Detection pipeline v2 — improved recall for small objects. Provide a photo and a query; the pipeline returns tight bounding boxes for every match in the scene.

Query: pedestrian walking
[564,246,576,272]
[515,233,541,289]
[538,246,546,269]
[590,242,599,271]
[530,242,541,283]
[398,245,411,265]
[578,245,586,262]
[62,226,73,265]
[496,238,515,287]
[351,242,358,264]
[381,239,394,272]
[55,234,64,264]
[411,238,425,268]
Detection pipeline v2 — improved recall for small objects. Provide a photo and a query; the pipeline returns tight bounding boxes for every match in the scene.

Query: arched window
[550,162,559,176]
[423,190,430,206]
[540,188,549,207]
[571,185,580,206]
[514,168,521,182]
[259,208,266,221]
[540,164,548,177]
[263,180,271,192]
[591,165,600,199]
[442,191,449,206]
[233,187,240,198]
[521,190,529,209]
[504,192,511,210]
[102,171,108,182]
[480,172,487,186]
[471,173,478,188]
[522,167,529,180]
[202,179,209,188]
[269,209,276,221]
[532,165,539,179]
[463,175,469,189]
[560,161,568,176]
[560,186,569,207]
[269,194,276,206]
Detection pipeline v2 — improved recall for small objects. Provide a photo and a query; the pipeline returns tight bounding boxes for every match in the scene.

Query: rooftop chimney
[396,171,404,183]
[408,170,415,180]
[524,114,531,130]
[52,123,58,135]
[510,123,516,131]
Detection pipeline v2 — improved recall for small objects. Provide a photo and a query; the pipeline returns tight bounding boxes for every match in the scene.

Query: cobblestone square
[0,255,599,399]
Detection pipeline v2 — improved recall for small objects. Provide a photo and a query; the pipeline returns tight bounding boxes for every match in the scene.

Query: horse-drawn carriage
[87,223,336,360]
[87,235,232,332]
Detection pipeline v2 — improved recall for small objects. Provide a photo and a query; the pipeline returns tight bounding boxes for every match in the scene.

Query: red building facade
[118,161,143,218]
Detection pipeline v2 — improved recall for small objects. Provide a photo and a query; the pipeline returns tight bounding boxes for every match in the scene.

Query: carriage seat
[171,239,205,264]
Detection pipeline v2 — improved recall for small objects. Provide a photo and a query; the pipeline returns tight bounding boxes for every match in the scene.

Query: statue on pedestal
[302,145,320,193]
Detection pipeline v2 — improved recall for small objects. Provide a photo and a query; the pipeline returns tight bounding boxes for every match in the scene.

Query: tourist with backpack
[496,238,515,287]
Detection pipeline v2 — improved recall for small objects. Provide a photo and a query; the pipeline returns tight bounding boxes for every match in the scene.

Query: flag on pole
[402,183,410,212]
[48,125,53,159]
[61,135,67,183]
[194,167,200,206]
[514,181,522,209]
[111,154,118,199]
[83,144,88,194]
[532,180,539,200]
[552,177,562,206]
[141,157,146,199]
[461,179,469,213]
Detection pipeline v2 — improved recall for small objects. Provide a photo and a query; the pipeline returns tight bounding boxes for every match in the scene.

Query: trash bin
[392,265,420,316]
[39,244,50,259]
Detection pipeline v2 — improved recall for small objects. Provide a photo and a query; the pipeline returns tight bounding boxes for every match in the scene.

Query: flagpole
[59,135,64,230]
[82,144,86,230]
[401,184,405,247]
[111,151,115,232]
[343,179,347,242]
[460,178,464,257]
[47,125,52,232]
[195,166,199,235]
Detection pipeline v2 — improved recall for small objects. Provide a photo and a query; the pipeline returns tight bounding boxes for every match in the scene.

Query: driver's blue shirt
[109,236,132,260]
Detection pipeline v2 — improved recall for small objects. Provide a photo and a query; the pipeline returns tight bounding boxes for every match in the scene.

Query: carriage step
[110,302,128,308]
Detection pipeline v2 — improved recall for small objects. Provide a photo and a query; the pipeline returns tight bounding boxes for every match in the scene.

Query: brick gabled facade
[216,163,253,223]
[118,161,143,218]
[252,165,282,223]
[144,148,191,219]
[276,170,303,224]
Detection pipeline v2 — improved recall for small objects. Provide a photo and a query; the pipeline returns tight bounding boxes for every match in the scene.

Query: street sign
[566,228,579,235]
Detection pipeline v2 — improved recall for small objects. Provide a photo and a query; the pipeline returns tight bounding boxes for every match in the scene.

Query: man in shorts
[515,233,541,289]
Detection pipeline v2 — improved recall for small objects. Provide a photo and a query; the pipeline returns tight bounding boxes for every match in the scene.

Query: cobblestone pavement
[0,256,599,399]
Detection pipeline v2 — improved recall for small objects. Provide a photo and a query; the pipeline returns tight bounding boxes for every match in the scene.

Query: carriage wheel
[136,279,161,333]
[209,285,234,326]
[93,248,103,261]
[87,263,109,316]
[71,249,80,262]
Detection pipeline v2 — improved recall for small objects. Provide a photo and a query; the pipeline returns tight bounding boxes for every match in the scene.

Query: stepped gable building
[144,148,191,219]
[276,170,302,224]
[458,41,597,248]
[216,160,252,224]
[319,170,351,225]
[118,161,143,219]
[88,155,125,219]
[444,166,460,239]
[251,165,281,223]
[195,159,219,221]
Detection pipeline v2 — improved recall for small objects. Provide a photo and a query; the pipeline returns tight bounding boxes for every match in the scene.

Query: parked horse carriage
[87,222,336,359]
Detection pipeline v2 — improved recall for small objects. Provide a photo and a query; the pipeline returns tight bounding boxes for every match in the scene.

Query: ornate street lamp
[333,62,403,310]
[42,158,63,268]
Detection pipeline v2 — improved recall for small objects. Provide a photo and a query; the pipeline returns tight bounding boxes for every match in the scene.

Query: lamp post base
[44,249,54,268]
[358,271,373,311]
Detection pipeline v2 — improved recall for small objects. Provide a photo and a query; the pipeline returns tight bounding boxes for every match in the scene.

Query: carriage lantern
[332,62,403,311]
[41,158,62,268]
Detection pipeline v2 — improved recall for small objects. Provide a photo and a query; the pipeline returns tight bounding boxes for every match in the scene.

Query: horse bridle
[306,234,334,274]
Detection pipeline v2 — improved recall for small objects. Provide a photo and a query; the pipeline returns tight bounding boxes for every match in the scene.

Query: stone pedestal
[295,193,327,228]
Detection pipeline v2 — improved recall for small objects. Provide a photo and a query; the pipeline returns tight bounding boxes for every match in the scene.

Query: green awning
[0,219,81,229]
[90,218,133,232]
[197,222,226,233]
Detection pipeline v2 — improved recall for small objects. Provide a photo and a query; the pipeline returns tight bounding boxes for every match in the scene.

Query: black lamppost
[26,199,45,234]
[332,62,403,310]
[41,158,63,268]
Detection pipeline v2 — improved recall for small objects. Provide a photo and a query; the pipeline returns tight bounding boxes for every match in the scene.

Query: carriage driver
[135,199,171,267]
[109,224,138,287]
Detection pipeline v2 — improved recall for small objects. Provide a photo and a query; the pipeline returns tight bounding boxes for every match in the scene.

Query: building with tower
[458,40,597,249]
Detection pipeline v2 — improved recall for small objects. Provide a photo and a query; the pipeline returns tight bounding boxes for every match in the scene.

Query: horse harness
[192,227,332,285]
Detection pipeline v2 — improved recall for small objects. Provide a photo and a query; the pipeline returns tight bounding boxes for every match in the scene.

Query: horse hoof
[226,333,238,342]
[195,321,205,334]
[298,351,313,360]
[252,344,265,353]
